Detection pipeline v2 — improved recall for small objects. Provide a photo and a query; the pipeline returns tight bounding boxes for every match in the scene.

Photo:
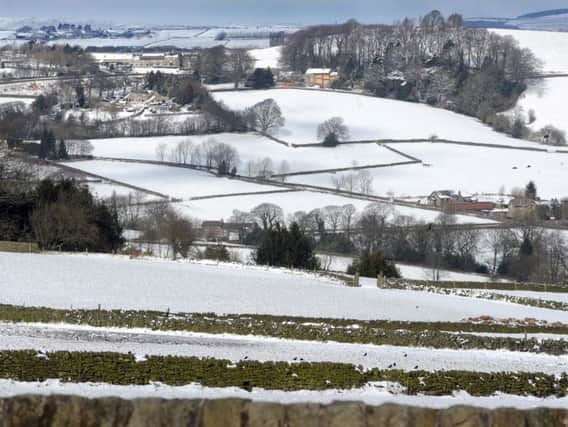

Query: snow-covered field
[87,181,160,200]
[214,89,545,148]
[65,160,282,200]
[85,134,409,174]
[291,142,568,199]
[249,46,282,69]
[45,28,276,49]
[1,252,565,322]
[514,77,568,136]
[492,29,568,74]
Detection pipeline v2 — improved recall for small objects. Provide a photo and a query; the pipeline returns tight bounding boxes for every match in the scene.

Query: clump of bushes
[202,245,231,262]
[347,250,400,278]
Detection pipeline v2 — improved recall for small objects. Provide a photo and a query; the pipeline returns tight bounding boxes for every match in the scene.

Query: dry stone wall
[0,396,566,427]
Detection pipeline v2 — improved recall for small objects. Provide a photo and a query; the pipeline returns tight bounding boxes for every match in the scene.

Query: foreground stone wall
[0,396,566,427]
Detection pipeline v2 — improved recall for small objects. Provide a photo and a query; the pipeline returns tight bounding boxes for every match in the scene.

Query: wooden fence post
[377,272,384,288]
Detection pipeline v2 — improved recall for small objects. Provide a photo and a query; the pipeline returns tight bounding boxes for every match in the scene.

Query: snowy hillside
[249,46,282,69]
[214,89,545,147]
[1,252,565,322]
[291,142,568,199]
[86,134,409,173]
[492,29,568,74]
[514,77,568,136]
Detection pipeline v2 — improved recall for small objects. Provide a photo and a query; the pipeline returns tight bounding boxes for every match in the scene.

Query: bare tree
[251,203,284,230]
[277,160,290,178]
[211,142,240,171]
[257,157,274,178]
[484,228,518,275]
[317,116,350,141]
[163,208,195,260]
[248,99,285,134]
[170,139,193,164]
[357,203,393,252]
[229,209,254,243]
[155,143,168,162]
[227,49,254,88]
[356,169,373,194]
[65,140,94,157]
[340,204,357,239]
[323,205,342,234]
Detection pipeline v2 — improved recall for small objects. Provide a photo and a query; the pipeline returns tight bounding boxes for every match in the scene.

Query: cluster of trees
[38,129,68,160]
[31,93,59,115]
[188,45,274,89]
[490,109,567,145]
[0,103,39,143]
[254,222,320,270]
[155,138,239,175]
[139,202,195,260]
[191,46,253,85]
[0,177,123,252]
[487,226,568,283]
[144,71,209,106]
[244,157,290,179]
[9,43,96,76]
[330,168,373,195]
[283,13,540,125]
[246,68,276,89]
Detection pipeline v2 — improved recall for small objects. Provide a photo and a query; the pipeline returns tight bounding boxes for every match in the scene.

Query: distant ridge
[466,8,568,31]
[517,9,568,20]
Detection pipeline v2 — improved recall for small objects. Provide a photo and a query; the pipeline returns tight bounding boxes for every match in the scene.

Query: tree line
[282,12,543,137]
[0,176,123,253]
[227,199,568,284]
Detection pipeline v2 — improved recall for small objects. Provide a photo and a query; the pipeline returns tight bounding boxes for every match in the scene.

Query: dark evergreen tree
[46,131,57,159]
[525,181,537,200]
[248,68,275,89]
[254,222,319,270]
[75,84,86,108]
[217,160,228,175]
[513,236,535,282]
[57,139,68,160]
[38,129,49,159]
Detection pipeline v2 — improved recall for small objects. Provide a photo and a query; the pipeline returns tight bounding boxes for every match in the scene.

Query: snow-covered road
[1,323,566,375]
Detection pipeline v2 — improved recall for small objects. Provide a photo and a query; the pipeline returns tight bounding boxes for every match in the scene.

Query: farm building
[508,198,537,220]
[304,68,338,88]
[201,220,254,242]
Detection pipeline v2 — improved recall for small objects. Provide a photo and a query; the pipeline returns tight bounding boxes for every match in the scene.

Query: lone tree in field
[317,117,349,146]
[248,98,285,134]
